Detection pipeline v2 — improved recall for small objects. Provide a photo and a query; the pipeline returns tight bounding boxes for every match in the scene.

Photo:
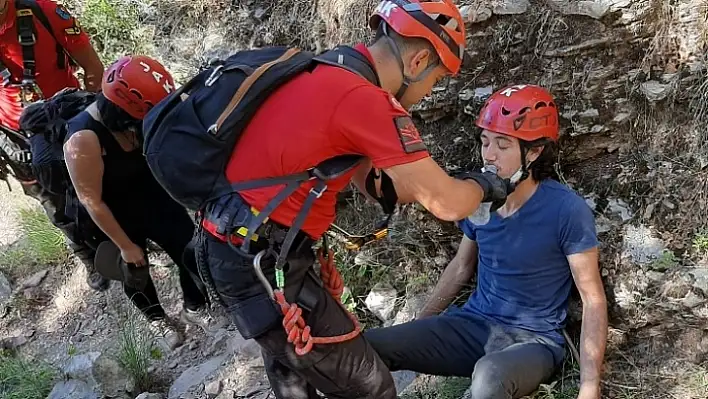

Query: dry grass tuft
[317,0,377,48]
[641,0,682,72]
[260,0,321,49]
[688,60,708,157]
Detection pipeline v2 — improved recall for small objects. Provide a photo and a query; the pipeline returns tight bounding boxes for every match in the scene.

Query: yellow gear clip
[329,223,389,251]
[235,207,269,242]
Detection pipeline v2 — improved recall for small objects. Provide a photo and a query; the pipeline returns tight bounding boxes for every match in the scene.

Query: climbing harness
[252,236,361,356]
[2,0,77,107]
[162,46,391,356]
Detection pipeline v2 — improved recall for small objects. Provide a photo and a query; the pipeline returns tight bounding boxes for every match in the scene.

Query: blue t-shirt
[458,179,598,345]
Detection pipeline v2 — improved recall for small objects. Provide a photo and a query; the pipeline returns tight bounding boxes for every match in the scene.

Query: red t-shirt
[223,44,430,239]
[0,0,90,131]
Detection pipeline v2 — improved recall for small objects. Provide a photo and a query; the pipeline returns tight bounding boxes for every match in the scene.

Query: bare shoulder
[64,129,101,158]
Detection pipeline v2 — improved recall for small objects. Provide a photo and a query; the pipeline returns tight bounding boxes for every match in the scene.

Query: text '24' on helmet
[475,84,559,143]
[368,0,470,76]
[101,55,175,120]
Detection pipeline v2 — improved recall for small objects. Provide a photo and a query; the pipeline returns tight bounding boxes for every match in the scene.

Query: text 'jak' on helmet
[101,55,175,120]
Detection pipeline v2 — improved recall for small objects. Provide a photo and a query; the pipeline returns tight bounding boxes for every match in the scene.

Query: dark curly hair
[521,138,559,182]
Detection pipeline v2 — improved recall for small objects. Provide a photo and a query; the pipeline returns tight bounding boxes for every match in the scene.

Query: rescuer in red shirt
[0,0,106,290]
[0,0,103,131]
[196,1,514,397]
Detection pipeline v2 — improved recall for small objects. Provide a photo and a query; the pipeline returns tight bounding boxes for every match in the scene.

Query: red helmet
[369,0,468,75]
[475,84,559,142]
[102,55,175,120]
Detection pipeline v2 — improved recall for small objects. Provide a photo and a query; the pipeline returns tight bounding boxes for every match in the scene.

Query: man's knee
[362,328,398,370]
[468,357,511,399]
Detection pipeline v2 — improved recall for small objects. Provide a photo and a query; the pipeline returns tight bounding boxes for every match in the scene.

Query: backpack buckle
[18,32,36,46]
[16,150,32,163]
[205,65,224,87]
[309,184,327,199]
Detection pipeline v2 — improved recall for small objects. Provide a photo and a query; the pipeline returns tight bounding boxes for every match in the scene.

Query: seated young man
[364,85,608,399]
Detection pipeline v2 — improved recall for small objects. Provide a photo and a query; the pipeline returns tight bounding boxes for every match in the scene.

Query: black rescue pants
[198,228,397,399]
[112,195,209,321]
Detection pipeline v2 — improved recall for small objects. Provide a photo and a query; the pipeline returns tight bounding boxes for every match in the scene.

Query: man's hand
[577,381,601,399]
[120,241,147,266]
[454,169,515,209]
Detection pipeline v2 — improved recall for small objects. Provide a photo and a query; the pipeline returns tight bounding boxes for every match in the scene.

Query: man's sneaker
[180,306,227,334]
[87,271,110,292]
[149,318,183,350]
[78,256,110,292]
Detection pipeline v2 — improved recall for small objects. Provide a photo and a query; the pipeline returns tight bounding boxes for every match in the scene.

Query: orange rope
[274,246,361,356]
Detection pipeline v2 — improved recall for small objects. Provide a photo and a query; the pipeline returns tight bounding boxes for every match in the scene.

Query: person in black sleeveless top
[62,55,224,349]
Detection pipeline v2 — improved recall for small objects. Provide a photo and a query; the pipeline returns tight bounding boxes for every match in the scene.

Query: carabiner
[205,64,225,87]
[253,250,274,299]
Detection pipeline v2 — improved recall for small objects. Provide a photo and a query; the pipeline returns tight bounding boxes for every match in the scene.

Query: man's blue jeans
[364,307,565,399]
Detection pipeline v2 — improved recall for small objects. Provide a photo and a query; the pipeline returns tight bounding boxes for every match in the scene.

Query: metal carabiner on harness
[253,249,276,299]
[252,244,362,356]
[253,246,287,296]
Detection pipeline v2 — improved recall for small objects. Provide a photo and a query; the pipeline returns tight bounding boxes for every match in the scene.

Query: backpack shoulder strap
[15,0,71,72]
[14,0,39,85]
[312,46,380,88]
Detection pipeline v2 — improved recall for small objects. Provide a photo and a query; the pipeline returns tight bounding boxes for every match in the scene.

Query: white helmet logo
[375,1,399,18]
[500,84,528,97]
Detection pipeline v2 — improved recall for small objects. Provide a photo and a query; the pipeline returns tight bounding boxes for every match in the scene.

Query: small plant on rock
[0,351,56,399]
[116,306,155,391]
[650,249,679,271]
[691,229,708,255]
[0,206,68,279]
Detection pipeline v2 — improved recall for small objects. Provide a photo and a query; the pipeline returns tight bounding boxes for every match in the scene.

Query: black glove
[454,170,515,211]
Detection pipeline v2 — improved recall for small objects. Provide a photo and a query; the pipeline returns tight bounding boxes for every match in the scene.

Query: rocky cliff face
[250,0,708,386]
[145,0,708,358]
[61,0,708,395]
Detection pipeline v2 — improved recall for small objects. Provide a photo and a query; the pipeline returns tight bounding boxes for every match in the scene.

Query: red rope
[274,246,361,356]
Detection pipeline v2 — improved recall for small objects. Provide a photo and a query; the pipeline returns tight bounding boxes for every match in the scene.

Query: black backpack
[142,45,382,266]
[18,87,96,194]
